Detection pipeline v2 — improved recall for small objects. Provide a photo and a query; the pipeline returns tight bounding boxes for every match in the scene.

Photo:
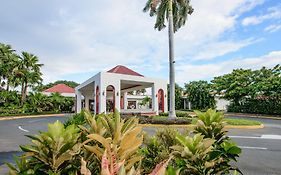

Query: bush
[141,128,179,174]
[122,115,192,125]
[159,111,191,118]
[227,98,281,115]
[64,112,86,127]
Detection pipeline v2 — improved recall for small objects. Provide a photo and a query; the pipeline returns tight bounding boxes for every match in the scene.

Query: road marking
[230,135,281,140]
[28,119,45,123]
[18,126,29,132]
[239,146,268,150]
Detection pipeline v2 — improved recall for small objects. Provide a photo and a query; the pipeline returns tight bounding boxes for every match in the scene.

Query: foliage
[159,111,191,118]
[212,65,281,106]
[143,0,193,32]
[0,91,74,115]
[139,96,151,107]
[167,84,185,110]
[172,133,216,174]
[83,110,143,173]
[193,109,242,174]
[34,80,79,91]
[185,81,216,110]
[64,112,87,127]
[141,129,179,174]
[122,115,191,125]
[8,121,81,174]
[227,98,281,115]
[193,109,227,143]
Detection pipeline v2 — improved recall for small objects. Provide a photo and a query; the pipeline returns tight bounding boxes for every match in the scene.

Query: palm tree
[143,0,193,118]
[0,43,19,91]
[15,52,43,104]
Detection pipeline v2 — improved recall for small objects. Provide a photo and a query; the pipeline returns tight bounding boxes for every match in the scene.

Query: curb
[225,113,281,120]
[0,114,69,121]
[139,124,264,129]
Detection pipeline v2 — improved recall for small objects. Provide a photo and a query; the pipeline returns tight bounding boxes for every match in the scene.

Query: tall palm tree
[143,0,193,118]
[16,52,43,104]
[0,43,19,91]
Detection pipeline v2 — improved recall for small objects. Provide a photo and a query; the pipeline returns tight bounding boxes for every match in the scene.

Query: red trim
[158,89,164,112]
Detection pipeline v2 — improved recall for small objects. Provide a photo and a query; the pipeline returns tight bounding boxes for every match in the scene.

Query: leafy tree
[168,83,184,110]
[143,0,193,118]
[185,80,215,110]
[212,65,281,104]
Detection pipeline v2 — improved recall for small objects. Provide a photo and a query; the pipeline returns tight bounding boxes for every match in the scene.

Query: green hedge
[122,115,191,125]
[159,111,191,118]
[227,99,281,115]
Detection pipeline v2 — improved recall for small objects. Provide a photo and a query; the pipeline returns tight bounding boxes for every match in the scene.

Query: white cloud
[242,5,281,26]
[176,51,281,84]
[0,0,267,83]
[264,24,281,33]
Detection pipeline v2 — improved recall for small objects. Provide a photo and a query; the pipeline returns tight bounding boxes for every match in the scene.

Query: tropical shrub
[7,121,81,175]
[141,128,179,174]
[193,109,242,174]
[83,110,143,173]
[193,109,227,144]
[172,133,216,174]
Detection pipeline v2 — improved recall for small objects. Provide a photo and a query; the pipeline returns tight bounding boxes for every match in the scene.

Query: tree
[0,43,19,91]
[185,81,215,110]
[15,52,43,104]
[211,65,281,105]
[168,83,184,110]
[143,0,193,118]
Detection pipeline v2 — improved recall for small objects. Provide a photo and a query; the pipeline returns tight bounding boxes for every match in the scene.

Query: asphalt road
[0,115,281,175]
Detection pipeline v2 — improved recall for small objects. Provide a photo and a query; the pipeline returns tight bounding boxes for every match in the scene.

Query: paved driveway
[0,115,281,175]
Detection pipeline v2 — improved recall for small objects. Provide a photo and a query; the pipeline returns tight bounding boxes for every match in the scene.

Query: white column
[76,90,82,113]
[152,85,159,115]
[115,81,121,112]
[124,92,128,110]
[85,95,90,111]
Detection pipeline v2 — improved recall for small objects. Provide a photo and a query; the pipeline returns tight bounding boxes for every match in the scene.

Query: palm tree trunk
[6,80,9,91]
[168,0,176,119]
[21,80,27,104]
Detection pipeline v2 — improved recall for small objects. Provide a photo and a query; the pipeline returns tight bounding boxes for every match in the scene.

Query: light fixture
[102,91,105,96]
[117,92,119,96]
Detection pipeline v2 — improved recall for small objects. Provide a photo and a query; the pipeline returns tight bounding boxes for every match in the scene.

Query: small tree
[185,80,215,110]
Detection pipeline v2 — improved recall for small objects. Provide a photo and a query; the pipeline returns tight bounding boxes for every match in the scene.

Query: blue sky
[0,0,280,86]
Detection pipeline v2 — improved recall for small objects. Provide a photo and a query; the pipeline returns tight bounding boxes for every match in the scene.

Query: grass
[224,118,262,126]
[191,117,262,126]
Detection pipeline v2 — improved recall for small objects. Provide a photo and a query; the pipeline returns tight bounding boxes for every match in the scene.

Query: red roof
[107,65,144,77]
[43,84,75,93]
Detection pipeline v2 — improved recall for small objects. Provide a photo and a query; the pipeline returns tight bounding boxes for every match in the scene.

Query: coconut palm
[15,52,43,103]
[143,0,193,118]
[0,43,19,91]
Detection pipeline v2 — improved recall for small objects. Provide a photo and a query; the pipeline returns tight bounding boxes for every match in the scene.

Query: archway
[96,86,99,114]
[106,85,115,112]
[158,89,164,112]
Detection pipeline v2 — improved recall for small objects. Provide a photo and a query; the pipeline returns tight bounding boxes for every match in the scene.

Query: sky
[0,0,281,86]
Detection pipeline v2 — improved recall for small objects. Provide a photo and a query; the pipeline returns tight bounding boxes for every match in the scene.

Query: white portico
[75,65,167,115]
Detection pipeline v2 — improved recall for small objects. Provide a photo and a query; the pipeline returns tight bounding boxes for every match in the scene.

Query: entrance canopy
[75,65,167,115]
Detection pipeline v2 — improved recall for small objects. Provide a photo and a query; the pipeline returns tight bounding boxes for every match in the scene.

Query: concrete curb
[139,124,264,129]
[0,113,69,121]
[225,113,281,120]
